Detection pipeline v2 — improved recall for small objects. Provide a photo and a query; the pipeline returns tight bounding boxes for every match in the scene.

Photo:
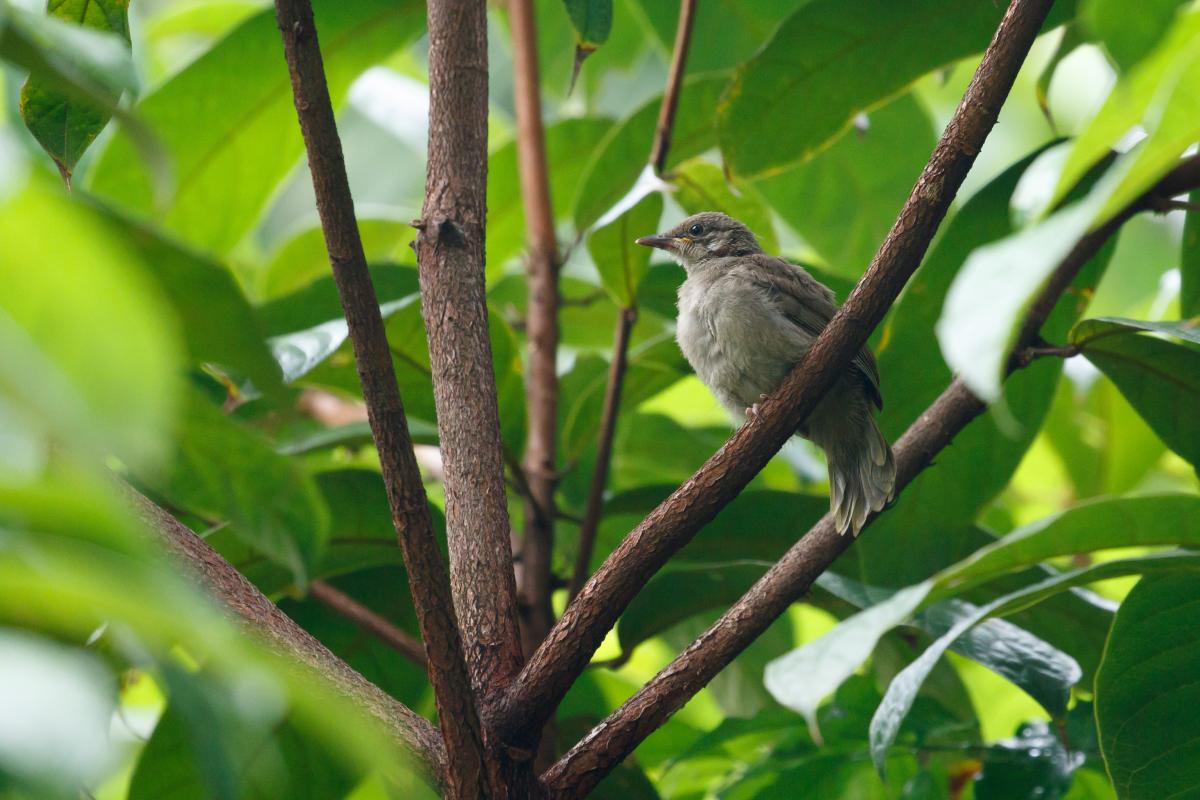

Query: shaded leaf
[869,550,1200,773]
[1096,572,1200,800]
[1184,192,1200,317]
[755,93,934,279]
[1071,318,1200,468]
[716,0,1070,178]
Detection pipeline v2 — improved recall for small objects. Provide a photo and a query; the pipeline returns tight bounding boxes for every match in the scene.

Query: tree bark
[648,0,698,175]
[414,0,526,705]
[509,0,561,658]
[274,1,490,795]
[491,0,1057,748]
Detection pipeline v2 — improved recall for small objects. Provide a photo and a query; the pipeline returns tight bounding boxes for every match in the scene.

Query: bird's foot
[744,394,770,420]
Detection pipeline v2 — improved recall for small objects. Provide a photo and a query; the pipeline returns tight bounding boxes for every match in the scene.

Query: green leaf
[673,158,778,255]
[1184,192,1200,318]
[488,118,613,279]
[574,75,727,231]
[1096,572,1200,800]
[1070,318,1200,468]
[87,0,424,254]
[18,0,129,179]
[587,191,662,306]
[754,93,934,279]
[255,219,413,301]
[765,495,1200,743]
[562,0,612,47]
[257,263,419,337]
[88,201,284,400]
[136,390,330,586]
[0,179,182,470]
[632,0,806,74]
[716,0,1067,179]
[1082,0,1186,71]
[618,563,764,653]
[973,722,1078,800]
[1051,7,1200,213]
[869,550,1200,773]
[271,295,420,384]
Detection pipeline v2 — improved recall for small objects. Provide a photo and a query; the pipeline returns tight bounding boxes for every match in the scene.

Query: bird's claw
[744,394,770,420]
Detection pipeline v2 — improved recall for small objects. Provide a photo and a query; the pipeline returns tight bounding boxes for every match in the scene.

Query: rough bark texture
[648,0,698,175]
[569,307,637,600]
[129,490,446,787]
[274,2,489,796]
[310,580,428,668]
[492,0,1056,747]
[414,0,525,704]
[509,0,561,657]
[540,153,1200,797]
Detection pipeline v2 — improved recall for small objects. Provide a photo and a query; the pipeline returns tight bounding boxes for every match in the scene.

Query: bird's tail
[825,415,896,536]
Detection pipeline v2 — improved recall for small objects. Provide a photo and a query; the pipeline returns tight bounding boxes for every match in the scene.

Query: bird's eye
[688,223,704,236]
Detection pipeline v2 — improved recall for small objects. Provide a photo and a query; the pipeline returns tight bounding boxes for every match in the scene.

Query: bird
[636,211,895,536]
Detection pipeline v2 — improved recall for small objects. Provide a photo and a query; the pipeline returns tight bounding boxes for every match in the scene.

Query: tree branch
[568,307,637,601]
[127,489,446,787]
[540,151,1200,799]
[273,2,489,796]
[413,0,526,707]
[648,0,698,175]
[492,0,1056,747]
[509,0,562,657]
[309,580,428,668]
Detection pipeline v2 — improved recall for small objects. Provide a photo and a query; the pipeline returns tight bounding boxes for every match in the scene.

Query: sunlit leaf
[87,0,424,254]
[1096,572,1200,800]
[1082,0,1187,71]
[633,0,806,74]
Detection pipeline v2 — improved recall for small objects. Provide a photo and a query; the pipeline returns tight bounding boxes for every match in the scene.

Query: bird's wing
[736,255,883,409]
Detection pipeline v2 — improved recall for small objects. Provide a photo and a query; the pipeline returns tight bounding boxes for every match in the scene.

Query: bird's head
[636,212,763,271]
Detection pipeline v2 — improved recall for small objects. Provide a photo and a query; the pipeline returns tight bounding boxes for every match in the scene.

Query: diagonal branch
[509,0,562,657]
[128,489,446,786]
[491,0,1057,747]
[309,580,428,668]
[273,2,488,796]
[413,0,527,709]
[540,153,1200,797]
[649,0,698,175]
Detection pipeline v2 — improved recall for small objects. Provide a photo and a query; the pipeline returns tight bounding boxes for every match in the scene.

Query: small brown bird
[637,211,895,535]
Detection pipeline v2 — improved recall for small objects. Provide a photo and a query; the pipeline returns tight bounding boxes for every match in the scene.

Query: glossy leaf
[716,0,1069,178]
[88,0,424,254]
[1082,0,1186,70]
[562,0,612,47]
[755,93,934,279]
[587,191,662,306]
[1096,573,1200,799]
[18,0,129,179]
[766,496,1200,741]
[1071,318,1200,468]
[870,551,1200,773]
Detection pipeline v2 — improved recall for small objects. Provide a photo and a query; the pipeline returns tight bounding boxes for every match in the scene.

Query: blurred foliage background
[1,0,1199,797]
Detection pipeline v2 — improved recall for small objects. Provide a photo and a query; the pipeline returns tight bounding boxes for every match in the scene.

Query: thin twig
[539,153,1200,800]
[491,0,1057,750]
[272,2,488,795]
[309,580,428,668]
[649,0,699,175]
[568,307,637,602]
[509,0,562,659]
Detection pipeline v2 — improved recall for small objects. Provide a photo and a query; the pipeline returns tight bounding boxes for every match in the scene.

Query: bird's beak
[636,234,678,251]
